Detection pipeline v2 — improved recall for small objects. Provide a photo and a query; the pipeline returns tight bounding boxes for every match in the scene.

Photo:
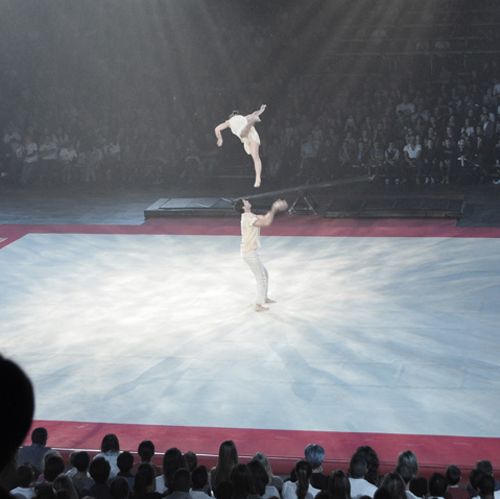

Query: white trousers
[242,250,268,306]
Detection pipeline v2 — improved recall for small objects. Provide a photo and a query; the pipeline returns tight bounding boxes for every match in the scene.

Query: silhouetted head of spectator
[0,355,35,471]
[445,465,461,487]
[428,473,448,498]
[328,469,351,499]
[476,461,493,476]
[409,477,428,498]
[110,477,130,499]
[35,482,57,499]
[374,488,392,499]
[162,447,188,492]
[395,463,413,486]
[117,451,134,474]
[247,459,268,496]
[252,453,273,486]
[172,468,191,493]
[477,475,495,498]
[138,440,155,463]
[355,447,380,486]
[215,479,234,499]
[133,463,156,496]
[16,464,35,488]
[230,464,256,499]
[349,454,368,479]
[191,465,208,491]
[44,454,65,482]
[380,472,406,499]
[470,469,486,497]
[90,457,111,484]
[31,428,49,446]
[397,451,419,479]
[183,451,197,473]
[73,451,90,473]
[101,434,120,454]
[305,444,325,471]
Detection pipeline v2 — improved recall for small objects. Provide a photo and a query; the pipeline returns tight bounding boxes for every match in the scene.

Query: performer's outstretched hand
[272,199,288,212]
[217,138,223,147]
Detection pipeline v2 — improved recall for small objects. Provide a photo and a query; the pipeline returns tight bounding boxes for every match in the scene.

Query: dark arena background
[1,0,500,496]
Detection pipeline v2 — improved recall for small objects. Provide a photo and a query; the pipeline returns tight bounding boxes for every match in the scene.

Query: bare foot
[265,298,277,304]
[255,304,269,312]
[254,178,261,188]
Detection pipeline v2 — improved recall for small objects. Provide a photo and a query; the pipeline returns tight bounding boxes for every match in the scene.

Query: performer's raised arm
[214,121,230,147]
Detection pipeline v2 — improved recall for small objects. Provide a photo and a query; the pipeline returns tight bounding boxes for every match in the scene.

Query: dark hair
[73,451,90,472]
[229,110,240,118]
[44,455,65,482]
[355,447,380,486]
[110,477,130,499]
[117,451,134,473]
[428,473,448,497]
[215,479,234,499]
[183,451,197,472]
[89,456,111,484]
[192,465,208,490]
[0,356,34,470]
[328,470,351,499]
[173,468,191,493]
[138,440,155,463]
[101,434,120,453]
[305,444,325,469]
[476,461,493,476]
[409,477,428,498]
[395,463,413,485]
[445,465,461,486]
[247,459,268,496]
[478,475,495,496]
[380,472,406,499]
[162,448,188,493]
[133,463,155,495]
[295,460,312,499]
[16,464,34,488]
[234,199,245,214]
[32,427,48,446]
[349,454,367,479]
[213,440,239,490]
[230,464,256,499]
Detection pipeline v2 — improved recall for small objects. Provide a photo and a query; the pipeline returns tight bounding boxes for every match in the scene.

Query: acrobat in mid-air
[214,104,266,188]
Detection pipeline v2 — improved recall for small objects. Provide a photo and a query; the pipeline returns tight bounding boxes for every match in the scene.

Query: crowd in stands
[2,2,500,190]
[7,428,500,499]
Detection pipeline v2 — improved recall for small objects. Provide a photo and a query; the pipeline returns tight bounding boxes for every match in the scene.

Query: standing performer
[234,197,288,312]
[215,104,266,188]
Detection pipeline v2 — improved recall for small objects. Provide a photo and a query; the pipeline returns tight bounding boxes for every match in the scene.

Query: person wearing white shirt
[349,454,378,499]
[282,460,321,499]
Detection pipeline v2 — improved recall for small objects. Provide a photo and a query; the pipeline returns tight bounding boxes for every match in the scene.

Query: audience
[18,428,51,479]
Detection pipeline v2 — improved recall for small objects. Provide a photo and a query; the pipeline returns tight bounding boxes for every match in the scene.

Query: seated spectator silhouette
[183,452,198,473]
[305,444,329,491]
[156,448,187,495]
[18,428,51,479]
[190,465,212,499]
[247,459,279,499]
[170,469,193,499]
[214,480,234,499]
[428,473,448,499]
[409,478,428,499]
[94,434,121,477]
[39,454,65,485]
[230,464,259,499]
[69,451,94,496]
[282,460,321,499]
[349,454,378,499]
[475,462,500,492]
[52,474,79,499]
[211,441,239,493]
[132,463,161,499]
[378,472,407,499]
[353,448,380,487]
[444,465,469,499]
[109,477,130,499]
[394,464,416,499]
[0,356,35,499]
[252,452,283,494]
[10,465,36,499]
[84,456,112,499]
[474,475,498,499]
[117,451,134,490]
[327,470,351,499]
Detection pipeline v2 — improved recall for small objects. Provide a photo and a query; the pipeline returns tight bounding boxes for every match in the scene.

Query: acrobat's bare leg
[240,105,266,138]
[249,140,262,188]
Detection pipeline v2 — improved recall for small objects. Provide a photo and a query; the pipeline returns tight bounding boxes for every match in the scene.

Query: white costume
[229,115,260,155]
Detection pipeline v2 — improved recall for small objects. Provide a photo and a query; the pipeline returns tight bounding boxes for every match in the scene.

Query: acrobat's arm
[215,121,230,147]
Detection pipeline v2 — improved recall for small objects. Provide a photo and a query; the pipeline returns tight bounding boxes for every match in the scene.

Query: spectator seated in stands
[170,469,193,499]
[132,463,161,499]
[69,451,94,496]
[445,465,469,499]
[305,444,329,491]
[475,475,500,499]
[116,451,134,490]
[353,447,380,487]
[282,460,321,499]
[349,454,378,499]
[428,473,449,499]
[252,452,284,494]
[211,441,239,494]
[84,457,112,499]
[0,355,35,499]
[18,428,51,479]
[378,472,407,499]
[230,464,260,499]
[327,470,351,499]
[395,463,417,499]
[38,453,65,485]
[190,465,212,499]
[109,477,130,499]
[94,434,121,477]
[156,448,188,495]
[52,474,80,499]
[247,459,280,499]
[10,465,36,499]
